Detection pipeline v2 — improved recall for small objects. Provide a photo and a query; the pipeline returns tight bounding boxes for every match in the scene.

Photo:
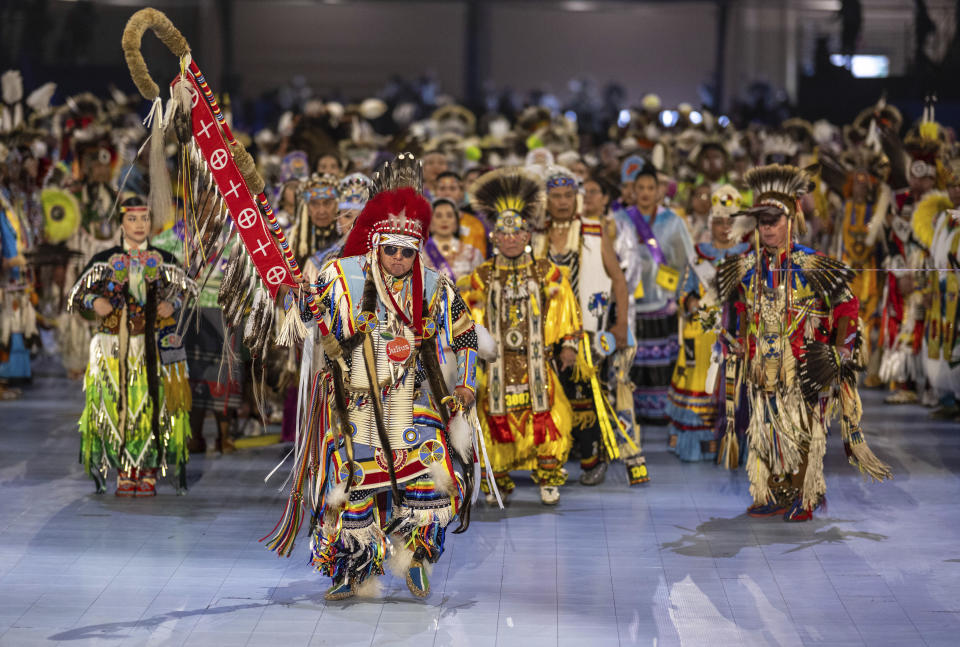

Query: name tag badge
[386,337,412,364]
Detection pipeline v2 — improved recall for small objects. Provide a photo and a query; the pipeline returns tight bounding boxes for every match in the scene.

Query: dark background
[2,0,958,132]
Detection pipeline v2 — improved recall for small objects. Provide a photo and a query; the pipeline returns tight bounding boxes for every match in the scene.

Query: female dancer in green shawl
[69,196,194,496]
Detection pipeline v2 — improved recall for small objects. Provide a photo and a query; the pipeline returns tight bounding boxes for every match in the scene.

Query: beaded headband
[546,175,577,190]
[304,186,338,202]
[369,212,425,250]
[375,232,420,250]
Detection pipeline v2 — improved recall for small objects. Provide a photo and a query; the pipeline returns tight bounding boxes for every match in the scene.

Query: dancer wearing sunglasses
[266,154,481,601]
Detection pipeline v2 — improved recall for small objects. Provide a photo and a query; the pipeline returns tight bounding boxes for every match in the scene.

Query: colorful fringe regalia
[151,229,246,414]
[461,254,577,491]
[265,177,481,600]
[717,164,892,521]
[912,191,960,401]
[533,166,644,482]
[68,243,193,493]
[834,176,889,385]
[666,241,749,462]
[0,193,39,382]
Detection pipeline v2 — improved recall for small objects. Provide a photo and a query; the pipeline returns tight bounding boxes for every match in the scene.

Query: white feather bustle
[475,324,499,362]
[447,412,475,462]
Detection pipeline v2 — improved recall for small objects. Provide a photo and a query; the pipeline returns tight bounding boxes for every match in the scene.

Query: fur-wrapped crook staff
[121,7,328,330]
[121,8,359,539]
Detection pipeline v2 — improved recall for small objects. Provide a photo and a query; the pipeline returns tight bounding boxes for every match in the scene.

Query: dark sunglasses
[382,245,417,259]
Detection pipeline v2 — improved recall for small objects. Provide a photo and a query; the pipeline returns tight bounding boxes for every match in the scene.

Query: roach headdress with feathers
[342,152,431,257]
[744,163,812,217]
[735,163,815,239]
[469,167,545,233]
[341,187,431,257]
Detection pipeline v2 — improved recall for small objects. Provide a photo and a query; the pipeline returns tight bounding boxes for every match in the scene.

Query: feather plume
[372,151,423,194]
[792,252,855,303]
[744,163,812,213]
[25,82,55,115]
[716,254,750,301]
[428,459,456,495]
[474,324,499,362]
[911,190,952,250]
[469,167,545,230]
[447,411,474,462]
[2,70,23,104]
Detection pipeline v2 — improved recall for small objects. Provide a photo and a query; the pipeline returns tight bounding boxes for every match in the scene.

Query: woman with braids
[68,196,193,497]
[265,155,480,601]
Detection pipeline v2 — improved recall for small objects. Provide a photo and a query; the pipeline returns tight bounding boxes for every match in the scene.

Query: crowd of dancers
[3,39,953,597]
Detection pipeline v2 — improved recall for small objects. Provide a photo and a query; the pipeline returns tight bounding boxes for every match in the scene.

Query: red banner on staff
[177,74,296,298]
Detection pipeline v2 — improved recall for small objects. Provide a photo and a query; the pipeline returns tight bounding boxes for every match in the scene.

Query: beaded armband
[457,348,478,393]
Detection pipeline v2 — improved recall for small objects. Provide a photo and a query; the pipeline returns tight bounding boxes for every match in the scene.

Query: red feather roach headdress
[341,187,431,257]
